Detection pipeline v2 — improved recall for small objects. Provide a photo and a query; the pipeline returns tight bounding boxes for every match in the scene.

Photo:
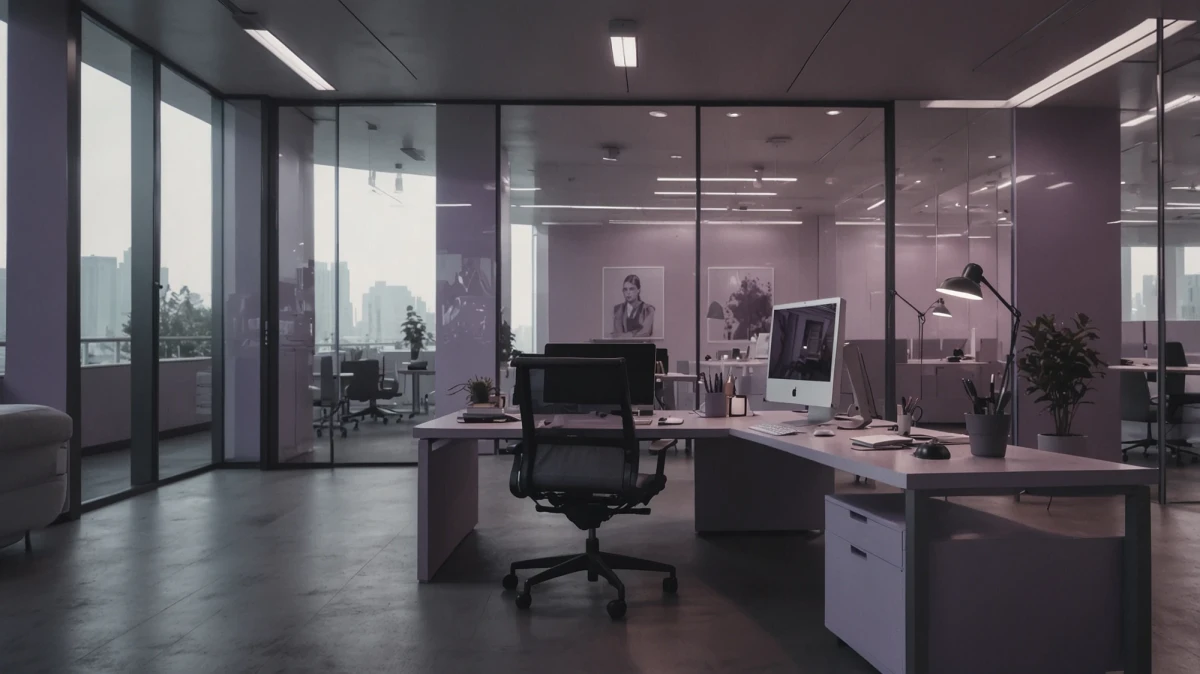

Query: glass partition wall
[894,104,1014,430]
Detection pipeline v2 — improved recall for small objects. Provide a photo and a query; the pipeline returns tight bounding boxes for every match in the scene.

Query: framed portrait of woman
[600,267,665,340]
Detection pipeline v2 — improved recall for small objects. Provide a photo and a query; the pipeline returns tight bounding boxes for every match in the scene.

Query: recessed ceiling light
[510,187,541,192]
[726,112,741,118]
[234,15,335,91]
[670,155,683,159]
[649,111,668,118]
[1121,181,1127,185]
[609,19,638,68]
[914,179,922,184]
[826,110,841,116]
[987,155,999,160]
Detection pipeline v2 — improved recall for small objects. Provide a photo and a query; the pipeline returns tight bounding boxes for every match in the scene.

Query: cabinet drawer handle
[849,511,868,523]
[850,545,867,558]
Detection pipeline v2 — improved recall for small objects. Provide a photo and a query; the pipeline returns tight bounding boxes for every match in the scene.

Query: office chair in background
[1149,342,1200,465]
[313,356,347,438]
[505,356,677,620]
[342,359,400,428]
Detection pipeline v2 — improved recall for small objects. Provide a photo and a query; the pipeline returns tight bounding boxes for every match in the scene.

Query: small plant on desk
[450,376,497,406]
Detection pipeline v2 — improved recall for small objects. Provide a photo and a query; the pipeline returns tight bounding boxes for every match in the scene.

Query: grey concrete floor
[82,432,214,502]
[4,454,1200,673]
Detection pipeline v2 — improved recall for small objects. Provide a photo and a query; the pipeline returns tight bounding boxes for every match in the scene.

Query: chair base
[343,402,400,428]
[503,530,676,619]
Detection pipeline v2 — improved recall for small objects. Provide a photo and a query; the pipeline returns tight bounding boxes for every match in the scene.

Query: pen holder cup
[965,413,1011,458]
[700,392,728,418]
[896,412,912,436]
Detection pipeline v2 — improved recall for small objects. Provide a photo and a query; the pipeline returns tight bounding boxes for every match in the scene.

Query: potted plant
[401,306,431,361]
[1016,313,1106,455]
[450,376,496,406]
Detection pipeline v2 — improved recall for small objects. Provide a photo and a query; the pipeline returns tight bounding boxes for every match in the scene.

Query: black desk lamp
[937,263,1022,401]
[890,291,952,398]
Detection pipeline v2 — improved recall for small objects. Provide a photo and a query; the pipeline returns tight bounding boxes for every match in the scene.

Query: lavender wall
[1013,107,1121,456]
[222,100,263,462]
[435,106,497,413]
[6,0,77,420]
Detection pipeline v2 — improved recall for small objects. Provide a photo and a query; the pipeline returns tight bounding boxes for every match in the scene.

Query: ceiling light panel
[657,177,797,182]
[242,28,335,91]
[656,191,778,196]
[1010,19,1194,107]
[1120,94,1200,127]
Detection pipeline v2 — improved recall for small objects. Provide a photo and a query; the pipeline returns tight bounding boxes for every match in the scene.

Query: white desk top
[905,359,995,366]
[414,410,1154,492]
[698,359,767,369]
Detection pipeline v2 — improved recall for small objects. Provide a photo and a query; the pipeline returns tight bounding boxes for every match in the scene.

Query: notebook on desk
[851,434,915,450]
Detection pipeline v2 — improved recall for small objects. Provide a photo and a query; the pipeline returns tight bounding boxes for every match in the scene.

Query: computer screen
[543,342,658,406]
[765,298,846,410]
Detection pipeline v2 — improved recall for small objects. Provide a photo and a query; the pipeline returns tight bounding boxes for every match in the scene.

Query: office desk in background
[413,409,1154,673]
[393,366,436,418]
[1110,362,1200,374]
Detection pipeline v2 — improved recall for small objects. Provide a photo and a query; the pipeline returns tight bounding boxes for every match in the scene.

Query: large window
[0,1,8,373]
[80,17,134,500]
[159,66,216,478]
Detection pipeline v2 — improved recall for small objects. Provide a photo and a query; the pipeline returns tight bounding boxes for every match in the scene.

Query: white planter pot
[1038,434,1088,456]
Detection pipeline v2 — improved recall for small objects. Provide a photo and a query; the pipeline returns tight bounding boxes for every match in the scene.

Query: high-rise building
[360,282,431,344]
[314,261,354,344]
[81,255,121,338]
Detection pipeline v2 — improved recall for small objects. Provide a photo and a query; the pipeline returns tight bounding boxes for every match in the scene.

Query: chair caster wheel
[502,573,518,590]
[1122,455,1129,463]
[316,430,322,438]
[663,577,678,594]
[341,429,348,438]
[515,592,532,610]
[606,599,626,620]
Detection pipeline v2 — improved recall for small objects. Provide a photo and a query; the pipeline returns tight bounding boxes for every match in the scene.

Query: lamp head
[937,263,985,301]
[929,298,952,318]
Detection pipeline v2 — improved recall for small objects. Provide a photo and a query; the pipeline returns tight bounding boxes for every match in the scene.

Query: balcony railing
[81,336,213,366]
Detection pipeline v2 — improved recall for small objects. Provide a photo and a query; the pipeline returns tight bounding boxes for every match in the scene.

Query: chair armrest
[509,444,526,498]
[651,440,673,477]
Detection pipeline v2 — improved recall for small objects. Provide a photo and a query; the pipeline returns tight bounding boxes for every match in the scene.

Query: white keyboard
[749,423,800,436]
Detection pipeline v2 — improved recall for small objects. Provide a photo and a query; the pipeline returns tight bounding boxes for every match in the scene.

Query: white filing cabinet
[824,493,1123,674]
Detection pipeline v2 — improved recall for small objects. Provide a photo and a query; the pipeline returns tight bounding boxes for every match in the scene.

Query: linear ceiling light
[995,175,1036,190]
[509,187,541,192]
[655,191,778,196]
[867,199,886,210]
[1046,181,1073,190]
[1121,94,1200,127]
[435,203,472,208]
[739,208,793,212]
[1170,185,1199,191]
[235,15,335,91]
[609,20,638,68]
[1010,19,1193,107]
[519,204,728,211]
[657,177,797,182]
[923,19,1194,109]
[705,220,804,225]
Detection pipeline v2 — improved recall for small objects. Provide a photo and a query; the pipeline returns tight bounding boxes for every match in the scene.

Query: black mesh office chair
[1153,342,1200,464]
[504,356,676,620]
[313,356,347,438]
[342,359,400,428]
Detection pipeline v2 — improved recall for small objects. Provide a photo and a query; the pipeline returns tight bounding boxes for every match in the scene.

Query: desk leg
[411,376,421,418]
[418,438,479,582]
[905,489,931,674]
[1124,485,1151,673]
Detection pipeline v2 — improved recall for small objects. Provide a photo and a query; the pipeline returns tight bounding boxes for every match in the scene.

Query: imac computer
[766,298,847,424]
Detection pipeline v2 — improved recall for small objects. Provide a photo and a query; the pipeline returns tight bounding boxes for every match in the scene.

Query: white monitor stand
[835,343,877,430]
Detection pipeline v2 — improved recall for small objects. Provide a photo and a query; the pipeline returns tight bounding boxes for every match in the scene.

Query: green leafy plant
[122,285,211,359]
[449,376,496,404]
[401,306,432,354]
[1016,313,1106,436]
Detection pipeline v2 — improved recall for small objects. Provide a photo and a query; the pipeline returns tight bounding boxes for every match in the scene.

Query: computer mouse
[913,441,951,460]
[814,429,835,437]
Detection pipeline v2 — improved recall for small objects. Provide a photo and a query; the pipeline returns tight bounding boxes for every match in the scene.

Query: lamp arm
[979,276,1020,321]
[890,289,925,320]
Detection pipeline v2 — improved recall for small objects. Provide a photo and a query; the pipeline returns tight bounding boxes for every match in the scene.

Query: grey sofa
[0,405,72,551]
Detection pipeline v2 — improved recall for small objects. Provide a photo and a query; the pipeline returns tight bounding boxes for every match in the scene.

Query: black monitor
[543,342,658,407]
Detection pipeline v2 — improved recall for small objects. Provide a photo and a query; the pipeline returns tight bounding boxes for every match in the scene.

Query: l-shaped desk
[414,410,1155,673]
